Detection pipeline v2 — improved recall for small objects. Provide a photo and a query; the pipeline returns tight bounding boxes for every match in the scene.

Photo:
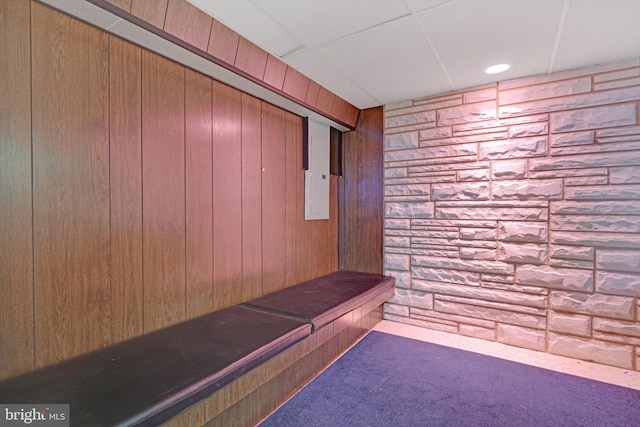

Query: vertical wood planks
[32,3,111,367]
[261,103,287,294]
[212,83,243,309]
[185,68,214,318]
[339,107,384,274]
[109,37,143,342]
[0,0,33,379]
[284,112,300,287]
[241,94,263,301]
[141,51,186,332]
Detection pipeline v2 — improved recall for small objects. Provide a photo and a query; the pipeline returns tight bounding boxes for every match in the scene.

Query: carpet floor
[259,331,640,427]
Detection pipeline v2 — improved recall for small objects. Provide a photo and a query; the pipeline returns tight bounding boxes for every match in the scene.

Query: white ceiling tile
[552,0,640,72]
[406,0,455,13]
[313,17,452,107]
[417,0,565,90]
[254,0,411,48]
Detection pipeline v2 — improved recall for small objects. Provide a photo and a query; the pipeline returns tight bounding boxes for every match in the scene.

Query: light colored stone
[517,265,593,291]
[548,333,633,369]
[388,288,434,310]
[385,270,412,288]
[551,231,640,249]
[549,259,594,270]
[418,127,452,140]
[459,324,496,340]
[498,243,547,265]
[593,67,640,83]
[595,77,640,91]
[530,168,609,179]
[385,122,436,135]
[384,236,410,248]
[551,140,640,157]
[550,245,594,261]
[460,227,496,240]
[383,313,458,333]
[413,219,496,228]
[420,131,507,147]
[458,168,490,182]
[384,303,410,317]
[412,267,480,286]
[408,160,491,174]
[385,100,413,110]
[492,179,563,200]
[597,124,640,137]
[550,130,594,147]
[551,215,640,233]
[437,294,544,315]
[437,100,497,126]
[497,323,546,351]
[597,249,640,272]
[385,167,408,178]
[500,77,592,105]
[434,299,545,328]
[551,200,640,215]
[500,87,640,119]
[530,150,640,171]
[611,166,640,184]
[550,103,638,133]
[596,271,640,297]
[385,110,435,128]
[414,92,462,106]
[564,176,609,186]
[385,183,430,196]
[508,121,549,138]
[479,136,547,160]
[412,256,514,275]
[432,182,490,201]
[463,86,497,103]
[411,307,496,329]
[385,132,419,150]
[453,114,549,133]
[498,221,547,243]
[548,311,592,337]
[413,280,547,309]
[491,159,527,180]
[460,247,497,260]
[385,143,477,162]
[385,219,410,229]
[436,206,548,221]
[549,291,635,320]
[593,318,640,338]
[385,201,434,218]
[384,254,410,270]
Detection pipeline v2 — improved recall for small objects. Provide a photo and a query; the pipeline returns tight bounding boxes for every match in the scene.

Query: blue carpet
[260,331,640,427]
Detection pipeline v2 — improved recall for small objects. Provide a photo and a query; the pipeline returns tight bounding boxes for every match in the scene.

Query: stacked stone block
[383,58,640,371]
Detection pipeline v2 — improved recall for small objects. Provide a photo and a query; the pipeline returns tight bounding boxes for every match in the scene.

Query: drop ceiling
[188,0,640,109]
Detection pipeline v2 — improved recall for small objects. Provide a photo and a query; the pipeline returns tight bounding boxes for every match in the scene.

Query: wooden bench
[0,271,394,426]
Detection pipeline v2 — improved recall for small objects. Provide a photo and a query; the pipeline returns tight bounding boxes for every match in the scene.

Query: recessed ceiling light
[485,64,510,74]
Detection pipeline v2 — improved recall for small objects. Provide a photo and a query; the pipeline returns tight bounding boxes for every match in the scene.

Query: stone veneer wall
[382,58,640,371]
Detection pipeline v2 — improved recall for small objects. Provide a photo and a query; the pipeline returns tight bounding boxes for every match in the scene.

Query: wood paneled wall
[339,107,385,274]
[0,1,337,380]
[100,0,360,128]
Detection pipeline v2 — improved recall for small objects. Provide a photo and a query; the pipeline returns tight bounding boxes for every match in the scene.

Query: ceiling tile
[552,0,640,72]
[313,16,452,107]
[254,0,411,48]
[417,0,565,90]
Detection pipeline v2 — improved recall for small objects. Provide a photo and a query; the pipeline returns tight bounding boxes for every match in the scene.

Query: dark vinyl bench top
[243,270,395,331]
[0,305,310,427]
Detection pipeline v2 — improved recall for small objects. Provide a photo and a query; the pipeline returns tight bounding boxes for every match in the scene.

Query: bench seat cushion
[243,270,395,331]
[0,305,310,427]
